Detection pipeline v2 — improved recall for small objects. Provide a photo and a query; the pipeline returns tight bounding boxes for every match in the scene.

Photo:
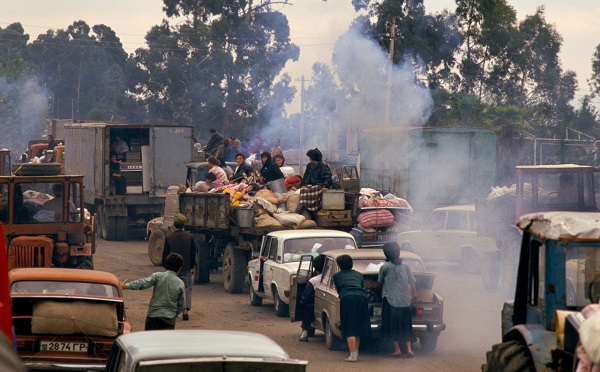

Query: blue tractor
[483,212,600,371]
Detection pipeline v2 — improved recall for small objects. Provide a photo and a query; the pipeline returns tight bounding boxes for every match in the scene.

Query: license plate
[373,307,382,316]
[40,341,88,353]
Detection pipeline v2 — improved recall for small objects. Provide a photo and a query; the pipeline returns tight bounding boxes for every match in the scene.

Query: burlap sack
[254,213,283,228]
[32,300,118,337]
[255,189,281,205]
[286,194,300,212]
[297,219,317,229]
[273,212,305,228]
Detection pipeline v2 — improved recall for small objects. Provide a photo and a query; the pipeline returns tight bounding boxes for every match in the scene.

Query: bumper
[23,362,105,371]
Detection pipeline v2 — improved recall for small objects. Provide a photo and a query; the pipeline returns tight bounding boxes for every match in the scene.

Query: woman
[230,153,255,183]
[332,254,371,362]
[298,254,325,342]
[259,151,284,184]
[207,156,228,185]
[294,148,333,216]
[378,241,417,358]
[273,154,295,179]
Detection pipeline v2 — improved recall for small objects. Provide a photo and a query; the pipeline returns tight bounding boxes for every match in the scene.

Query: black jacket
[162,229,196,271]
[301,161,333,188]
[232,162,254,182]
[260,152,284,183]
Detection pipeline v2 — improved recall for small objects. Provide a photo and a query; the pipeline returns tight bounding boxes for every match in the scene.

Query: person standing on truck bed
[111,134,129,161]
[110,151,127,195]
[161,213,196,321]
[123,252,186,330]
[204,128,224,157]
[294,148,333,218]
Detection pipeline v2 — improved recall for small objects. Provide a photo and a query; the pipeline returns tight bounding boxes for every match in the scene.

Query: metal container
[234,207,255,227]
[266,179,287,194]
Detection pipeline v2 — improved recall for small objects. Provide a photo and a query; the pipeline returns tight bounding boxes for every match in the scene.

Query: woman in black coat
[230,153,255,183]
[259,151,284,184]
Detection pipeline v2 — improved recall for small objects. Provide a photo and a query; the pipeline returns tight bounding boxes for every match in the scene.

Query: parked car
[396,205,498,274]
[247,229,357,317]
[10,268,131,371]
[105,330,308,371]
[295,249,445,352]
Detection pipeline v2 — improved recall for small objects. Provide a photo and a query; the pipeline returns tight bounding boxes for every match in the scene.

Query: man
[110,151,127,195]
[111,134,129,161]
[204,128,224,157]
[230,153,254,183]
[47,134,57,151]
[161,213,196,321]
[42,183,77,221]
[122,252,186,330]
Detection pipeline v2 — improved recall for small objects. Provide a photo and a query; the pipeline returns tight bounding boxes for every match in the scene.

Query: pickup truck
[247,229,357,317]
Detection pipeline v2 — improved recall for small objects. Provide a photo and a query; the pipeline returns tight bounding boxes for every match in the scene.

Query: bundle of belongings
[355,188,413,232]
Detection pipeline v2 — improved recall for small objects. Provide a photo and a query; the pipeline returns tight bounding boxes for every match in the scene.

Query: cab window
[321,257,335,287]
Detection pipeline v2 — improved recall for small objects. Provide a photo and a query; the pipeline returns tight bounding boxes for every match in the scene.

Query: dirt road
[95,238,506,372]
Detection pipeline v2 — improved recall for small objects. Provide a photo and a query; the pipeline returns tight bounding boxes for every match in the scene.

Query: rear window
[11,280,119,297]
[353,258,425,273]
[283,237,356,263]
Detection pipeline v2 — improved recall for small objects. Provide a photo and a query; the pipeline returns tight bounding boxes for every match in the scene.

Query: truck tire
[114,217,127,241]
[148,229,166,266]
[484,340,535,372]
[249,281,263,306]
[193,234,211,284]
[223,244,246,294]
[481,251,500,289]
[419,335,438,352]
[12,163,61,176]
[325,316,346,351]
[75,257,94,270]
[273,288,289,317]
[104,215,118,241]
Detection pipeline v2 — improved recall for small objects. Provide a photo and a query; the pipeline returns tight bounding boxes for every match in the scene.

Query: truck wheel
[273,289,289,317]
[485,341,535,372]
[103,215,118,241]
[193,234,210,284]
[75,257,94,270]
[114,217,127,241]
[481,251,500,289]
[419,335,438,352]
[460,248,480,274]
[96,205,106,240]
[223,244,246,294]
[325,316,345,350]
[249,281,263,306]
[148,229,166,266]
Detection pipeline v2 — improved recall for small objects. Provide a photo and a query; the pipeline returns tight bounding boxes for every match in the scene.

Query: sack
[356,209,395,228]
[273,212,305,228]
[255,189,281,205]
[32,300,118,337]
[254,213,283,228]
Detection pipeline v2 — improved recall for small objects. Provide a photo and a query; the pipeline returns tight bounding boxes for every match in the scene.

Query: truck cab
[483,212,600,371]
[0,166,94,270]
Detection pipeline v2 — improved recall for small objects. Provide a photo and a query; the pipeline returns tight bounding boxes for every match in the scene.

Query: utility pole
[299,76,306,172]
[384,18,396,128]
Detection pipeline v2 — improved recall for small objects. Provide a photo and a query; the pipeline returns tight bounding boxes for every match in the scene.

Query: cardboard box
[322,190,345,210]
[126,186,143,194]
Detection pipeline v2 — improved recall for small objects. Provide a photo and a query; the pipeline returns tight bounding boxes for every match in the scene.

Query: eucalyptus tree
[133,0,299,136]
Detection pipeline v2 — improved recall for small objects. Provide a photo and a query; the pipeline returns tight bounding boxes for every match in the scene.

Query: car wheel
[419,335,438,352]
[273,288,289,317]
[325,316,345,350]
[148,229,166,266]
[460,248,481,274]
[249,281,263,306]
[484,340,535,372]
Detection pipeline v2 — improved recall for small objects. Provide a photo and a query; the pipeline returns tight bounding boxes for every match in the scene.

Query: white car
[247,229,357,317]
[396,205,499,284]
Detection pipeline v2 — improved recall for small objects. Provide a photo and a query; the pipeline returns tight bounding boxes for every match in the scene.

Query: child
[122,252,186,330]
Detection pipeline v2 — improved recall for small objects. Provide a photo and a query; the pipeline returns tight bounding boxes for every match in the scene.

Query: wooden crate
[316,210,352,227]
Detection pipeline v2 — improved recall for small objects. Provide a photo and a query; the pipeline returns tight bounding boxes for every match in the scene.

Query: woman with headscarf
[259,151,284,184]
[294,148,333,216]
[378,242,417,358]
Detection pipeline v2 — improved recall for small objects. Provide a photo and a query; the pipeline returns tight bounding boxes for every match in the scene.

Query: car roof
[268,229,356,240]
[9,268,121,287]
[517,212,600,241]
[323,248,423,263]
[516,164,593,170]
[432,205,475,212]
[116,330,294,361]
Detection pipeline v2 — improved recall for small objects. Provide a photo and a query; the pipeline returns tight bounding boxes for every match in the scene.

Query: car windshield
[353,258,425,273]
[11,280,119,297]
[283,237,356,263]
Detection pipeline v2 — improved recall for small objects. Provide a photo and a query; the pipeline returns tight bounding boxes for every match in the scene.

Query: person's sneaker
[182,313,190,321]
[345,355,358,362]
[299,336,308,342]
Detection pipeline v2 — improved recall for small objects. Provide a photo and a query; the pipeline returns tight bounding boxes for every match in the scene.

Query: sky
[1,0,599,113]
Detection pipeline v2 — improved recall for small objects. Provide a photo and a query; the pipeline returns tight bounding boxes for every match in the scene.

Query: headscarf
[306,148,323,162]
[383,242,402,265]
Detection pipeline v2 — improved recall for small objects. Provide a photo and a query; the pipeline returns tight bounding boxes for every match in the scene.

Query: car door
[262,237,279,300]
[314,256,340,335]
[289,255,314,322]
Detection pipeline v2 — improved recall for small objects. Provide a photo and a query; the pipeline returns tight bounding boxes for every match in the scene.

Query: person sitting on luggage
[230,153,254,183]
[294,148,333,217]
[259,151,284,185]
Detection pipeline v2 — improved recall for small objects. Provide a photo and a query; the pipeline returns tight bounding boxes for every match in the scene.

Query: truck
[247,229,358,317]
[476,164,599,293]
[0,163,95,270]
[63,122,194,241]
[482,211,600,371]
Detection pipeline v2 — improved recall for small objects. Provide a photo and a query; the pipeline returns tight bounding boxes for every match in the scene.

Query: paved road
[95,238,508,371]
